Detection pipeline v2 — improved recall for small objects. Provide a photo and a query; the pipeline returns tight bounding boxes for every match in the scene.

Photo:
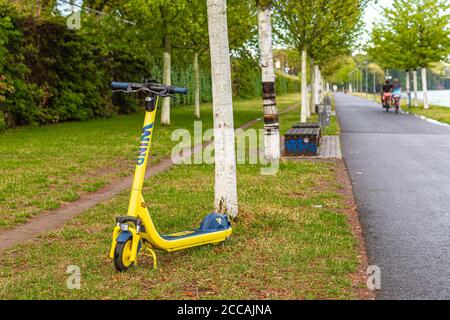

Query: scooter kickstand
[145,247,157,269]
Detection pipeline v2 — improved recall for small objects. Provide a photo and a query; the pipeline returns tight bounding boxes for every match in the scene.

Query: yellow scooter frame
[108,85,232,271]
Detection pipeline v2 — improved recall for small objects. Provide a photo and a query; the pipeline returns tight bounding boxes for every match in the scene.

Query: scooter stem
[127,97,159,217]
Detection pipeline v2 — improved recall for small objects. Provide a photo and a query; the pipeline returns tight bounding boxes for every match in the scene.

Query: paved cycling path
[335,93,450,299]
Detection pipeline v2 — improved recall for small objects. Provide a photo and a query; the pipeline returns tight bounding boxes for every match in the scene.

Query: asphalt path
[335,93,450,299]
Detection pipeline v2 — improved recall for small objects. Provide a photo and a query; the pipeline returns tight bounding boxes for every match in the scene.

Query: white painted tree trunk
[310,59,316,114]
[421,67,429,109]
[207,0,238,217]
[161,35,171,125]
[315,65,320,105]
[257,4,280,161]
[300,49,308,123]
[194,52,201,119]
[413,70,418,107]
[405,70,411,107]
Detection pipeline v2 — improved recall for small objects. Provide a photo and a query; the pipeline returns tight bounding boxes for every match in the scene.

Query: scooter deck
[161,227,232,241]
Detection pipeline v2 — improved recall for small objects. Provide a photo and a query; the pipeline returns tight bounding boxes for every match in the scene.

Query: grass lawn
[401,104,450,125]
[0,94,299,229]
[0,158,365,299]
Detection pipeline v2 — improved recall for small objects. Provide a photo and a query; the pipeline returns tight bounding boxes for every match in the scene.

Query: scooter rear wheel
[114,240,135,272]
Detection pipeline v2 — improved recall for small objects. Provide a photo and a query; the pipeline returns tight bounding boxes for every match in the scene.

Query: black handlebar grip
[111,82,144,91]
[170,86,188,95]
[111,82,129,90]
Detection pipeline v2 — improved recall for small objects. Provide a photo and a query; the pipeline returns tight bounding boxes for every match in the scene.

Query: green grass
[0,159,363,299]
[402,104,450,124]
[0,94,300,229]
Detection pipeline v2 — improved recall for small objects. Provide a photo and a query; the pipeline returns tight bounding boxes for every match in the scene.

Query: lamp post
[373,71,376,101]
[359,67,363,94]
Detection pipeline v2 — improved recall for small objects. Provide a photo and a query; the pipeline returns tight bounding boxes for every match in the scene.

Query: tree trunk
[421,67,429,109]
[308,58,317,116]
[257,4,280,161]
[35,0,42,17]
[316,65,321,104]
[413,69,418,107]
[349,74,353,93]
[405,70,411,107]
[301,49,308,123]
[194,52,201,119]
[206,0,238,217]
[161,35,171,125]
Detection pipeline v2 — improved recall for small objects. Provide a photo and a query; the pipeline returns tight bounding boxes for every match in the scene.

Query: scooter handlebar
[111,81,188,95]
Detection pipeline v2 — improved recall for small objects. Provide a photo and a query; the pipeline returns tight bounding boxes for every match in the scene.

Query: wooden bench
[284,125,321,156]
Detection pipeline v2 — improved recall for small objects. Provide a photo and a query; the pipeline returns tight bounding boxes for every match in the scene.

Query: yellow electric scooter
[109,80,232,272]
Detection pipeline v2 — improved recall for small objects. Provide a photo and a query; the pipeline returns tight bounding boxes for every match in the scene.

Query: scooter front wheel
[114,240,135,272]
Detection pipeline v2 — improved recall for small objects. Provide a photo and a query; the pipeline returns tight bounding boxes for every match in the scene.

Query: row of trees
[214,0,370,214]
[368,0,450,109]
[273,0,370,122]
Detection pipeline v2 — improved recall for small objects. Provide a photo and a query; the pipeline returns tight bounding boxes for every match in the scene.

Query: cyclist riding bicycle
[391,79,402,98]
[390,79,402,113]
[381,79,392,106]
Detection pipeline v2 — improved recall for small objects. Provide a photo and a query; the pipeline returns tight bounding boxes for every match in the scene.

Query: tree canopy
[368,0,450,70]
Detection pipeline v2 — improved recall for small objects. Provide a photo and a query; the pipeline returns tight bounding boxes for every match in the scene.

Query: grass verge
[401,104,450,125]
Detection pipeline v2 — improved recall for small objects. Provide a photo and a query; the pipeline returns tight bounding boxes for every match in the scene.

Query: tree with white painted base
[274,0,369,122]
[161,33,171,124]
[405,69,411,107]
[256,0,280,160]
[300,50,308,123]
[412,69,418,107]
[421,67,429,109]
[206,0,238,217]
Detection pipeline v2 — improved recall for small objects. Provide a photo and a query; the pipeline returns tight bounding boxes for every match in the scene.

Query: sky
[362,0,393,41]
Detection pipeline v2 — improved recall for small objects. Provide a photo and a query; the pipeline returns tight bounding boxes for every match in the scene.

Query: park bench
[284,95,334,157]
[284,125,321,156]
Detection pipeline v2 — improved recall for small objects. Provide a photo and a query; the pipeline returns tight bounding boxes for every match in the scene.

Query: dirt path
[0,104,299,252]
